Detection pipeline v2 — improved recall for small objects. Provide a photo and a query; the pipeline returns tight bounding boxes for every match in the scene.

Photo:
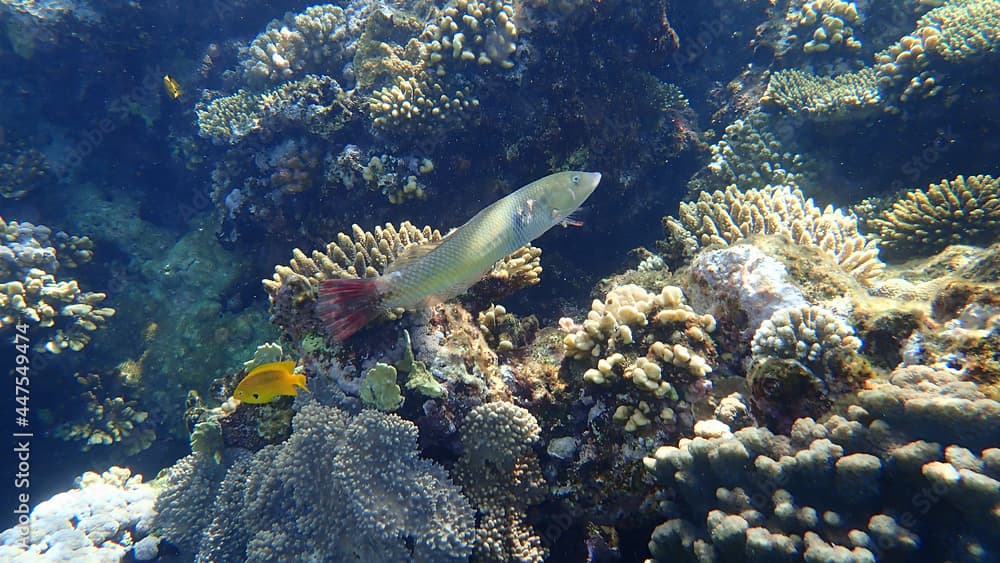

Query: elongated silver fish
[318,171,602,340]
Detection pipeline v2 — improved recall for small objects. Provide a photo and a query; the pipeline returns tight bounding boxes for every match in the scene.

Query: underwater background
[1,0,1000,561]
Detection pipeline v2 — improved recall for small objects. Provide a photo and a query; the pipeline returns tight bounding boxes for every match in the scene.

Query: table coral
[154,403,476,561]
[874,0,1000,104]
[761,67,881,121]
[663,184,884,285]
[870,174,1000,259]
[0,218,115,354]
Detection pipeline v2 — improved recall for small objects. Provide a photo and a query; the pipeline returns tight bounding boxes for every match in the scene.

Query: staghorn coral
[196,74,348,145]
[870,175,1000,259]
[454,402,547,562]
[0,218,115,354]
[664,184,884,285]
[761,67,881,121]
[874,0,1000,104]
[155,403,476,561]
[643,363,1000,562]
[55,371,156,455]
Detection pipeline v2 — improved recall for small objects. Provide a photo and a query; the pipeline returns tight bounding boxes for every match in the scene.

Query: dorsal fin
[386,239,444,274]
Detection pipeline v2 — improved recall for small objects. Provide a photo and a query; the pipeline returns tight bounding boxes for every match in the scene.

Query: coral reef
[644,363,1000,561]
[240,4,357,88]
[662,184,884,285]
[0,218,114,353]
[687,115,806,196]
[761,67,881,121]
[54,370,156,456]
[870,175,1000,259]
[155,403,476,561]
[263,221,442,341]
[454,401,547,562]
[196,75,348,145]
[0,140,50,199]
[0,467,158,561]
[790,0,863,55]
[874,0,1000,104]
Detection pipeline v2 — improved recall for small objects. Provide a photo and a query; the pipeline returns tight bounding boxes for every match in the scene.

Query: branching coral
[0,218,115,353]
[264,221,545,342]
[196,75,348,145]
[55,371,156,456]
[874,0,1000,103]
[263,221,442,340]
[870,175,1000,259]
[761,67,881,121]
[689,115,806,196]
[454,402,546,562]
[790,0,863,54]
[643,364,1000,561]
[240,4,357,88]
[664,184,884,285]
[155,404,476,561]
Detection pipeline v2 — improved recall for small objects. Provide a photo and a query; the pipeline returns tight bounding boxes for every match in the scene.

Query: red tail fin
[317,278,384,341]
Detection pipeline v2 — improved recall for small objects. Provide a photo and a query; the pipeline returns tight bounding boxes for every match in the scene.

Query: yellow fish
[162,75,182,100]
[233,361,308,404]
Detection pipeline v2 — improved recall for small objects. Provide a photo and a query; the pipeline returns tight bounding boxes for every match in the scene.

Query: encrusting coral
[0,218,115,353]
[870,174,1000,259]
[663,184,884,285]
[154,403,476,561]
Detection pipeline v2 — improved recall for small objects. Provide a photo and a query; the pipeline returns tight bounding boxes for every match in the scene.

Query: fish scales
[318,171,601,340]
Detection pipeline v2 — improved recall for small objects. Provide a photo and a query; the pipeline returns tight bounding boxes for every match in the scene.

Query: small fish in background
[232,360,308,404]
[162,74,182,100]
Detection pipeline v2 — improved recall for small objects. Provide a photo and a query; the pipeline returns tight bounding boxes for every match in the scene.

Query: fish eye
[571,174,580,184]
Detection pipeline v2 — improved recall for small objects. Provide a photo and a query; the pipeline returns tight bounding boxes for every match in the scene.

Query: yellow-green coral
[875,0,1000,103]
[793,0,862,54]
[360,362,404,411]
[664,184,884,285]
[870,174,1000,257]
[197,75,347,144]
[761,67,881,120]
